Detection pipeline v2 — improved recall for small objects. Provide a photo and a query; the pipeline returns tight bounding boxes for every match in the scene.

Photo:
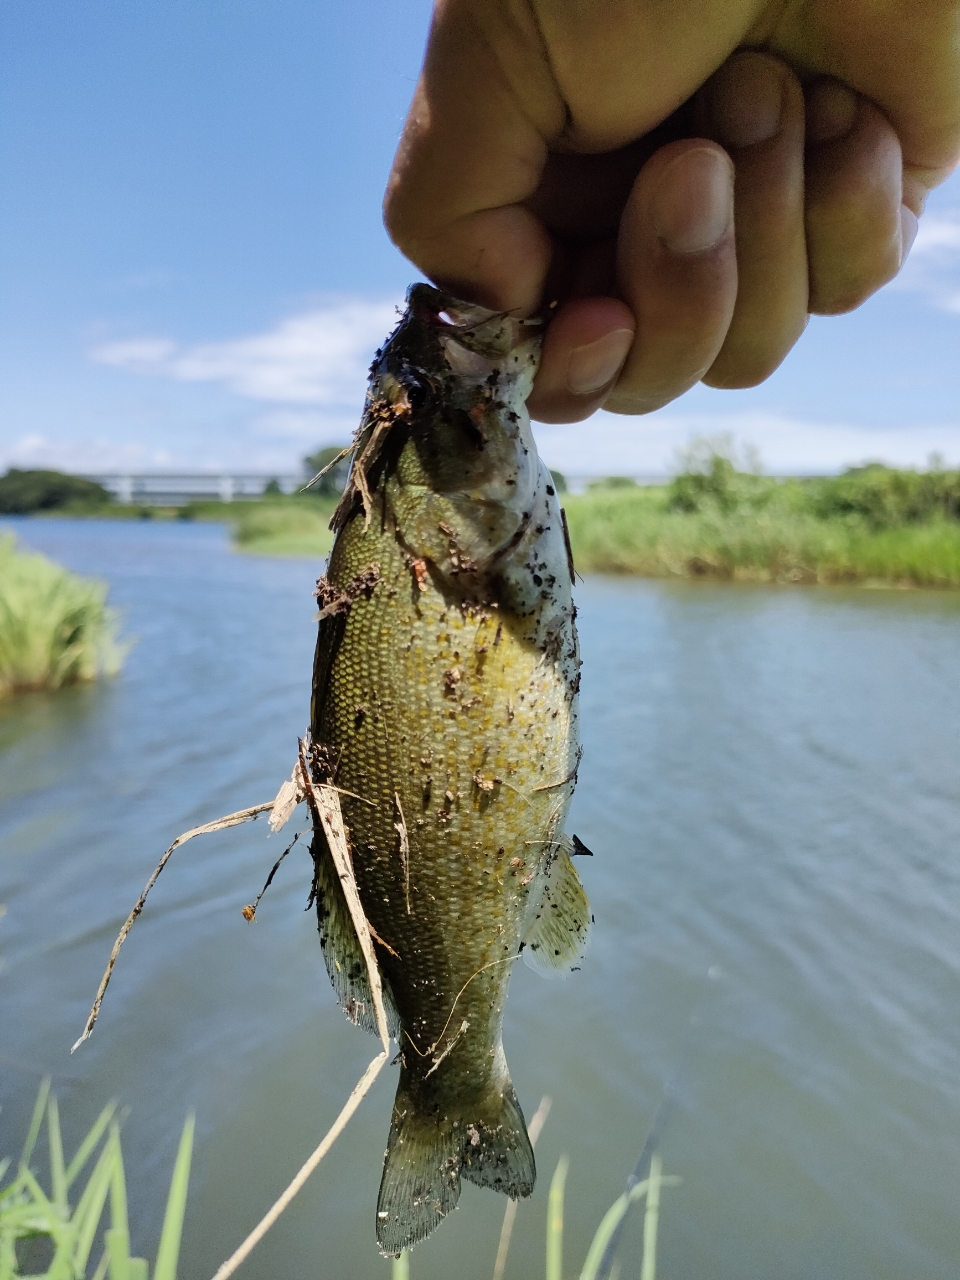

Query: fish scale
[308,284,590,1254]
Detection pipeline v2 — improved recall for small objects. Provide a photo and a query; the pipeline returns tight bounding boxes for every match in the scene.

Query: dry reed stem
[300,442,356,494]
[491,1095,552,1280]
[208,742,391,1280]
[71,799,277,1053]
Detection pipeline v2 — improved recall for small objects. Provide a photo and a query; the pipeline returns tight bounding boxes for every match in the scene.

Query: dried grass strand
[300,443,356,494]
[71,800,276,1053]
[208,743,391,1280]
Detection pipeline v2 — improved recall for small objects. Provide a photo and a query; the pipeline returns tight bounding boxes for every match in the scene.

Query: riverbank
[13,459,960,588]
[562,485,960,587]
[220,472,960,589]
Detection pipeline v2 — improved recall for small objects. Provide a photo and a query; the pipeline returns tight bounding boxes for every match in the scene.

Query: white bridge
[81,473,306,505]
[81,471,668,505]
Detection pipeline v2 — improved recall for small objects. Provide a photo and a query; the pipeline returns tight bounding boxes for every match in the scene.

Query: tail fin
[376,1067,535,1255]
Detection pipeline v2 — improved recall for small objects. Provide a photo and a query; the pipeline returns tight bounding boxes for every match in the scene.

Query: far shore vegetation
[228,442,960,589]
[0,535,126,697]
[4,441,960,589]
[562,444,960,588]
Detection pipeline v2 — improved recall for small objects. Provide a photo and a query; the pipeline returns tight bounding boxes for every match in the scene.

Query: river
[2,518,959,1279]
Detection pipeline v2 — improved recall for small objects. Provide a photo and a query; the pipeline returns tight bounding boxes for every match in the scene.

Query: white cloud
[8,410,957,479]
[0,433,178,473]
[910,212,960,256]
[90,297,400,407]
[537,409,960,479]
[247,407,361,448]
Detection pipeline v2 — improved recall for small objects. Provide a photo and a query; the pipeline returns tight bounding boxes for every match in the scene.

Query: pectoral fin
[522,836,590,974]
[312,830,399,1038]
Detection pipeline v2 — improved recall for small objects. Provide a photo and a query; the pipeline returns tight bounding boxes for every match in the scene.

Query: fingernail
[807,80,858,144]
[710,58,783,148]
[652,148,733,254]
[566,328,634,395]
[900,206,919,264]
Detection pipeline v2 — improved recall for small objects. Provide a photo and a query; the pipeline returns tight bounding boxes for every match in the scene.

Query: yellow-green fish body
[309,285,588,1254]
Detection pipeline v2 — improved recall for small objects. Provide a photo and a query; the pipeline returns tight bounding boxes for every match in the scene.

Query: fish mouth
[407,282,542,365]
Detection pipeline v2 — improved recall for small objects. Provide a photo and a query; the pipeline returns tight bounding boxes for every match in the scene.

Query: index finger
[383,5,558,314]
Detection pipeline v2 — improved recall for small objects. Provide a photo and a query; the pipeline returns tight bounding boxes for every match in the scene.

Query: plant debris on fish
[307,283,589,1255]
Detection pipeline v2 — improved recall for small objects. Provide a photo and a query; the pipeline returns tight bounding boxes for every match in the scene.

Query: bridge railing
[80,472,671,505]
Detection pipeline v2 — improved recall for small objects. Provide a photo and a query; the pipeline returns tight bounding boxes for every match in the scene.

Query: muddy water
[2,518,959,1280]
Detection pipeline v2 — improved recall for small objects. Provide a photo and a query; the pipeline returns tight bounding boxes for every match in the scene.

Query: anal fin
[522,835,590,974]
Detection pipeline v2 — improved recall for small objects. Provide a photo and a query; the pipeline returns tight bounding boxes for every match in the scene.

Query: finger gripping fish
[309,284,588,1254]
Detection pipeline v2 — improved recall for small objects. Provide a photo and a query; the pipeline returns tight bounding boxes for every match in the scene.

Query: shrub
[590,476,639,491]
[0,469,112,514]
[667,437,776,515]
[230,499,336,557]
[811,463,960,527]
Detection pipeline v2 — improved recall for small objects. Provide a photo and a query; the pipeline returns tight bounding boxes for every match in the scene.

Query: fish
[307,283,589,1255]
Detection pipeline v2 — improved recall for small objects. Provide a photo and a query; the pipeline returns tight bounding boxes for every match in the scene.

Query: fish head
[404,282,542,380]
[367,285,548,578]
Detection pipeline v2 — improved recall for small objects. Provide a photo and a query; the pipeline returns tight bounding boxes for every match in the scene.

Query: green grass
[227,496,337,558]
[563,486,960,587]
[5,1082,674,1279]
[391,1151,678,1280]
[213,454,960,588]
[14,454,957,588]
[0,535,127,696]
[0,1080,193,1280]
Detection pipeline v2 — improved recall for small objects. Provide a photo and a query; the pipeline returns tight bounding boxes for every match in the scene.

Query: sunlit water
[2,518,959,1280]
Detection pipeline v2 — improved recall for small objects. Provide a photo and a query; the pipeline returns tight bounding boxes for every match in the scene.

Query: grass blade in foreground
[0,1083,194,1280]
[153,1113,195,1280]
[546,1157,569,1280]
[640,1153,663,1280]
[491,1096,552,1280]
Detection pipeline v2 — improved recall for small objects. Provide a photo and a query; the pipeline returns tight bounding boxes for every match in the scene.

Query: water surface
[2,519,959,1279]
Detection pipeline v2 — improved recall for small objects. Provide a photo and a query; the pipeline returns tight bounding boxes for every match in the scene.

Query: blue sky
[2,0,959,478]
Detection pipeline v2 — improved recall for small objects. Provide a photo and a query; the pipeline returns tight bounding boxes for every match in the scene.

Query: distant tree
[590,475,638,490]
[0,469,112,514]
[550,470,568,493]
[813,462,960,527]
[263,477,283,496]
[667,435,772,514]
[303,445,351,498]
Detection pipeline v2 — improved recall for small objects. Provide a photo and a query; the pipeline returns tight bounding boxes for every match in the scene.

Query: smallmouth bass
[308,284,589,1254]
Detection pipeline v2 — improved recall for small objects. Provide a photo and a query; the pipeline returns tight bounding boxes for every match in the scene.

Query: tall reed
[0,535,125,696]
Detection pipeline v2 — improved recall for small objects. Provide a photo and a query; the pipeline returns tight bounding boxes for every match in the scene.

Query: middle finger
[695,51,809,389]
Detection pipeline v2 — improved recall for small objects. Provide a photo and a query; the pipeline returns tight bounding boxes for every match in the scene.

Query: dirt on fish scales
[308,283,588,1255]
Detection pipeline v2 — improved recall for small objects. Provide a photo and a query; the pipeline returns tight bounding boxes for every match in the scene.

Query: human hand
[384,0,960,423]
